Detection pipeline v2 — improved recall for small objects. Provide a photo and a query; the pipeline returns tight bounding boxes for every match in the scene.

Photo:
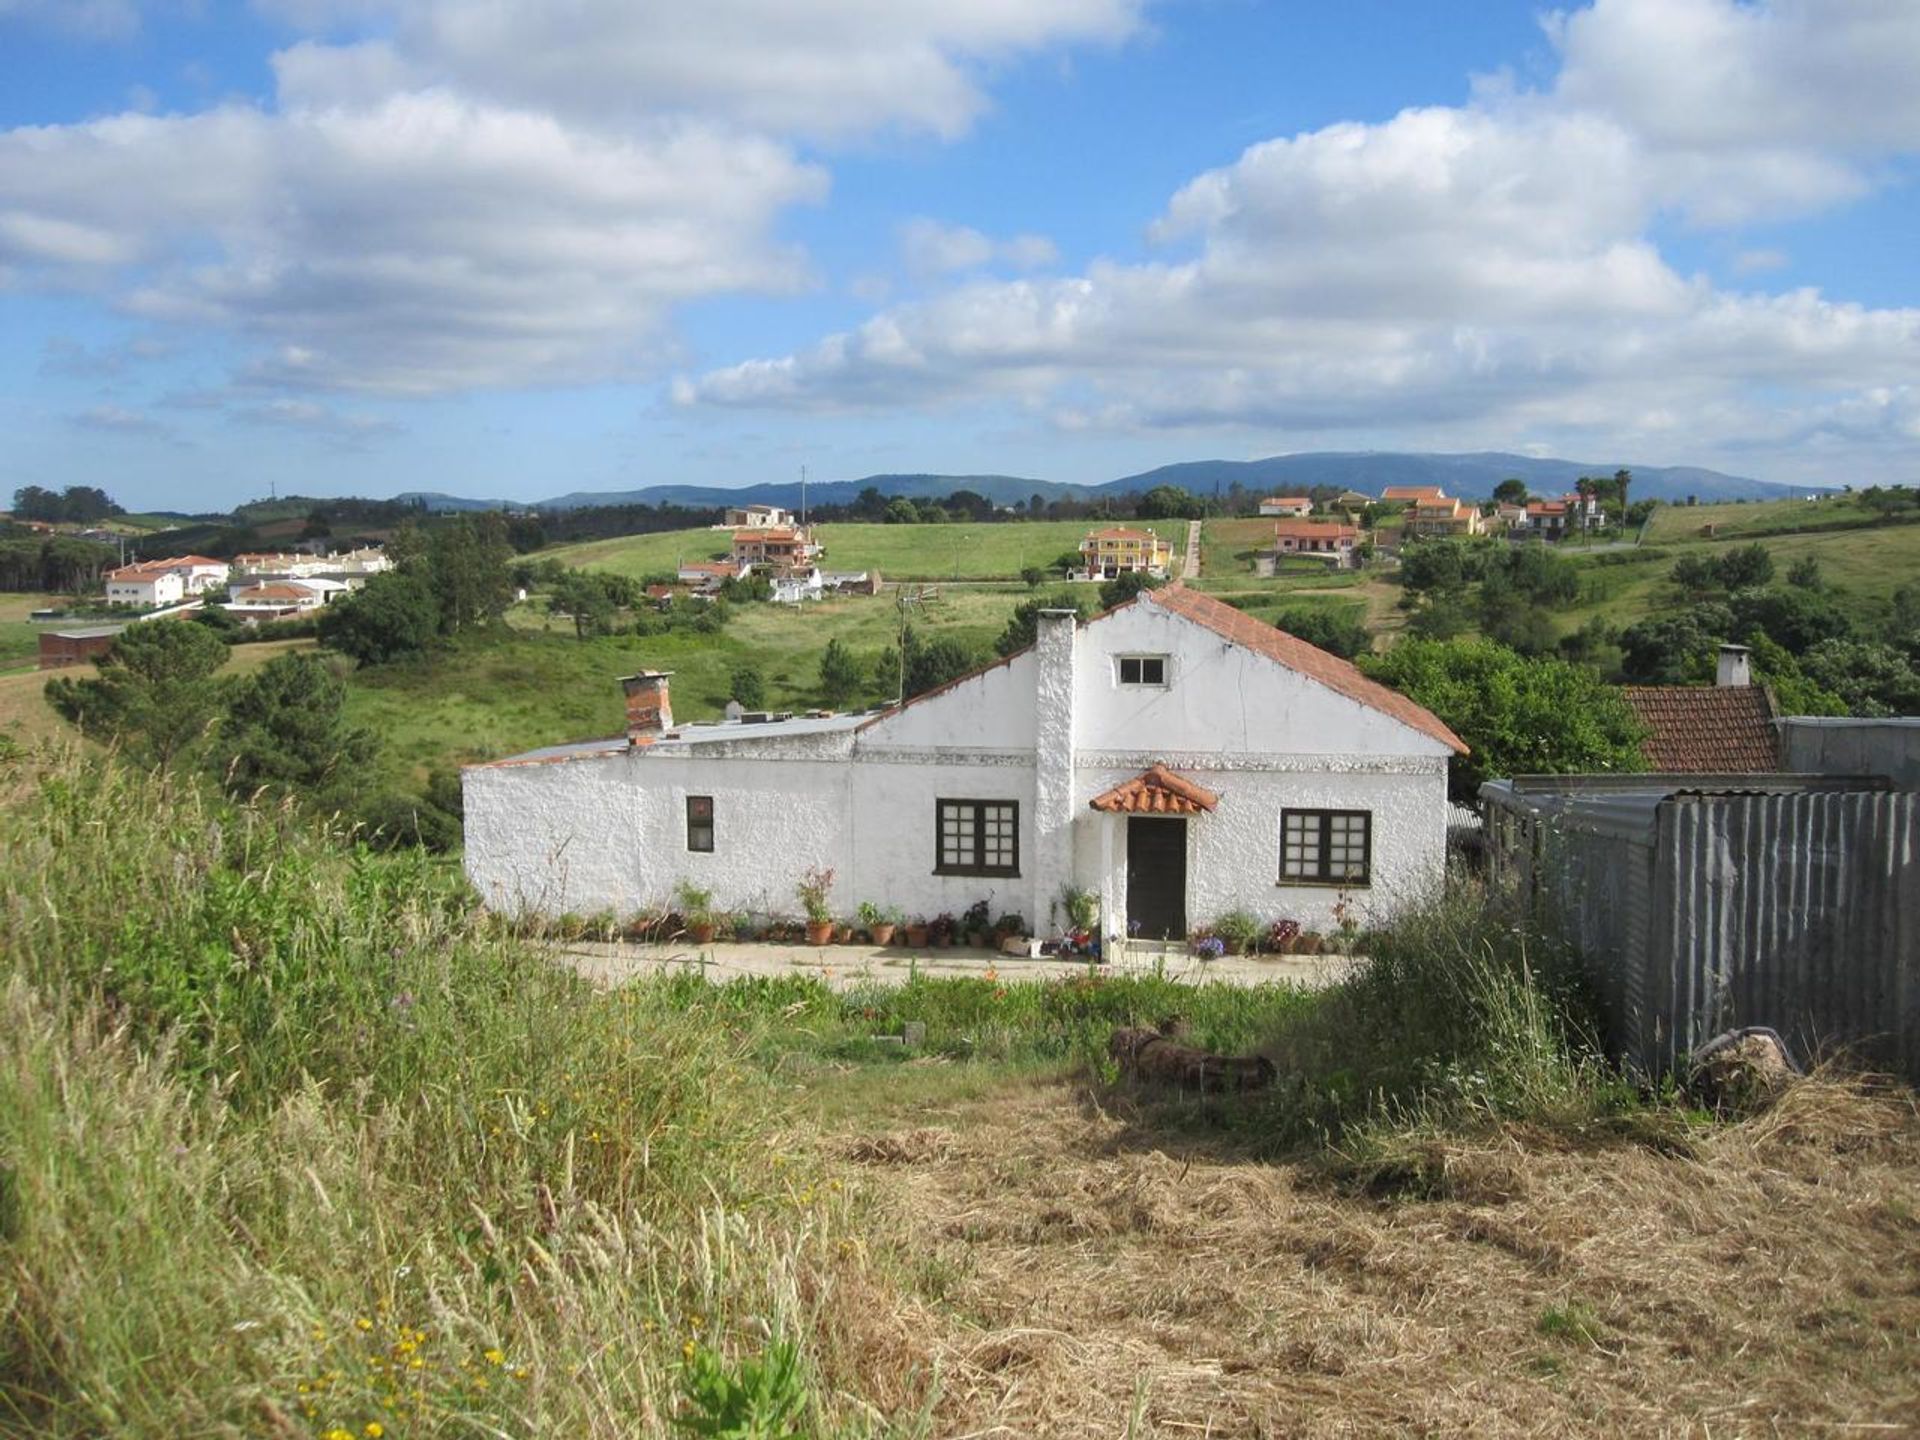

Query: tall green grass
[0,749,902,1437]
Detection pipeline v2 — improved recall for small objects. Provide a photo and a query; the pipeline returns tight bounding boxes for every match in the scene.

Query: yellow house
[1079,526,1173,579]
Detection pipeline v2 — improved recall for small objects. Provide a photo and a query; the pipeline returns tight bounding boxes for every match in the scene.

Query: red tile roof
[1620,686,1779,772]
[1142,584,1468,754]
[1272,520,1357,541]
[1261,496,1312,506]
[1084,527,1162,541]
[1089,765,1220,815]
[1382,485,1446,501]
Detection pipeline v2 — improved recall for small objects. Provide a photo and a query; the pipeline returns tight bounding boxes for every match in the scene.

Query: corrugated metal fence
[1486,782,1920,1083]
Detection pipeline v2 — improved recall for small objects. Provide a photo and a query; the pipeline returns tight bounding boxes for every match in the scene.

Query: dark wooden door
[1126,817,1187,940]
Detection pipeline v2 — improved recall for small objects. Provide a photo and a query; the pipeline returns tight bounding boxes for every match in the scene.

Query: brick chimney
[1715,644,1752,689]
[621,671,673,744]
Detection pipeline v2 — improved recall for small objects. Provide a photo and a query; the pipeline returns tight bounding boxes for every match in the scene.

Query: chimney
[1715,644,1751,689]
[621,671,673,744]
[1033,609,1079,932]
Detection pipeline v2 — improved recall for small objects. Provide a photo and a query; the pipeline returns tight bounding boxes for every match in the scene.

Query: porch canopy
[1088,764,1219,815]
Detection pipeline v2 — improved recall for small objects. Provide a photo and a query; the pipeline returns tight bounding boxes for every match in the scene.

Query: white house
[463,583,1465,940]
[1258,496,1314,518]
[104,562,186,607]
[227,578,346,616]
[724,503,796,529]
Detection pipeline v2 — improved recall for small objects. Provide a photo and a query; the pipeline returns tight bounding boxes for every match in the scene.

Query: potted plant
[1060,884,1099,934]
[928,912,957,948]
[1297,930,1325,955]
[903,915,930,947]
[1266,918,1301,955]
[1213,909,1259,957]
[674,880,719,946]
[1191,934,1227,961]
[857,902,899,946]
[796,865,836,946]
[962,899,993,948]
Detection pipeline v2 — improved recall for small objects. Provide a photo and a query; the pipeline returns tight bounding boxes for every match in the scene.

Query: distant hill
[392,452,1824,514]
[1096,452,1819,505]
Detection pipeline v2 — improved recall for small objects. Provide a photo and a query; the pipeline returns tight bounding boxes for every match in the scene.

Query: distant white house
[677,558,751,593]
[231,548,391,583]
[1258,496,1314,518]
[723,503,796,529]
[226,578,348,616]
[464,583,1464,940]
[104,554,230,606]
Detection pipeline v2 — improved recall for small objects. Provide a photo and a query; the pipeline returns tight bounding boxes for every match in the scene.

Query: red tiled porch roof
[1089,764,1220,815]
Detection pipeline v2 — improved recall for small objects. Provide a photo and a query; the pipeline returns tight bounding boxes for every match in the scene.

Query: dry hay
[835,1076,1920,1437]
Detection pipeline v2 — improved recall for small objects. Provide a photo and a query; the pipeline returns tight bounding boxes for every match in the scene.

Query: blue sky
[1,0,1916,513]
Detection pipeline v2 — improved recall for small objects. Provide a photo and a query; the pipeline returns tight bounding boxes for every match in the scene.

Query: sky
[1,0,1916,513]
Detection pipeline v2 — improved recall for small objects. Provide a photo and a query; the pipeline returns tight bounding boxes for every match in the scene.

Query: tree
[548,570,618,638]
[1800,639,1920,717]
[883,497,921,525]
[316,572,440,664]
[818,638,862,706]
[1019,565,1044,588]
[44,619,229,769]
[1787,554,1824,590]
[1619,603,1733,684]
[1273,608,1371,659]
[1137,485,1203,521]
[900,624,982,699]
[427,513,515,632]
[729,665,766,709]
[1492,478,1529,506]
[994,591,1091,657]
[215,651,376,806]
[1715,543,1774,590]
[1360,638,1647,800]
[1097,570,1164,610]
[1669,553,1719,597]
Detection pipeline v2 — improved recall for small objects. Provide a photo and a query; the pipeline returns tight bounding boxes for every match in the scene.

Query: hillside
[393,450,1814,514]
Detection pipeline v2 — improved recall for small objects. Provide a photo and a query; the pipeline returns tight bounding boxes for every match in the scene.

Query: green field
[1642,493,1882,544]
[0,592,46,673]
[345,588,1028,781]
[544,519,1112,581]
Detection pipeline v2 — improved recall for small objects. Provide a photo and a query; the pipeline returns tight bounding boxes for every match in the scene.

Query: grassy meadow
[0,593,46,673]
[4,745,1916,1436]
[545,520,1106,582]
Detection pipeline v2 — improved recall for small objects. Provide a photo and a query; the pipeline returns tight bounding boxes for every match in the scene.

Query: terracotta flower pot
[689,922,717,945]
[869,923,897,945]
[805,920,834,946]
[904,924,929,947]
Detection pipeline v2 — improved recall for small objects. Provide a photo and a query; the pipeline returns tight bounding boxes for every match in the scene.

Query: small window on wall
[1280,808,1371,885]
[686,795,714,852]
[935,799,1019,876]
[1116,655,1168,687]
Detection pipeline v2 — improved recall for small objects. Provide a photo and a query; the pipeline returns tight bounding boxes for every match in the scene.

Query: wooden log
[1109,1026,1276,1093]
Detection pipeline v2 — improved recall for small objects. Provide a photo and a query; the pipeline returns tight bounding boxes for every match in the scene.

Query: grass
[542,520,1103,582]
[342,589,1021,782]
[0,593,49,674]
[4,747,1917,1435]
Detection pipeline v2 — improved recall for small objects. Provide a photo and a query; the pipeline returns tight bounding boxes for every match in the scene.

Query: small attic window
[1116,655,1168,687]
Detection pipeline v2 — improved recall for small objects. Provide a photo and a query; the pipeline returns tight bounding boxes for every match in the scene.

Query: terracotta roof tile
[1620,686,1779,772]
[1089,765,1220,814]
[1271,520,1357,540]
[1141,584,1469,754]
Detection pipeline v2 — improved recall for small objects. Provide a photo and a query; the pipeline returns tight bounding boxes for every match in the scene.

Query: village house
[103,554,230,606]
[1523,501,1570,538]
[723,503,795,529]
[677,558,751,593]
[1263,520,1359,570]
[1619,645,1781,772]
[731,526,821,575]
[463,583,1465,940]
[1404,496,1485,539]
[1381,485,1447,505]
[1257,496,1314,518]
[1078,526,1172,580]
[226,578,349,618]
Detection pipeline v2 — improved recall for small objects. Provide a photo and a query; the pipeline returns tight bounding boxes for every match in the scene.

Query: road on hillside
[1183,519,1202,577]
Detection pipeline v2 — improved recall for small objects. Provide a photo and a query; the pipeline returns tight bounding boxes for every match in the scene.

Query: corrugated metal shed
[1484,774,1919,1083]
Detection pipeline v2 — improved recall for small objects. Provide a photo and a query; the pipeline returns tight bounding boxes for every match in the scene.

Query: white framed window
[1116,655,1168,687]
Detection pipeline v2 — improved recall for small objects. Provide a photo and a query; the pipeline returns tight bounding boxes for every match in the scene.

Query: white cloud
[233,397,400,441]
[899,218,1059,277]
[682,1,1920,481]
[0,0,1135,399]
[0,94,827,393]
[68,403,174,436]
[257,0,1147,140]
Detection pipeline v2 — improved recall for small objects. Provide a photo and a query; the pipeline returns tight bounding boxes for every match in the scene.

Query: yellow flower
[365,1425,386,1439]
[355,1317,374,1333]
[484,1347,505,1366]
[682,1340,697,1360]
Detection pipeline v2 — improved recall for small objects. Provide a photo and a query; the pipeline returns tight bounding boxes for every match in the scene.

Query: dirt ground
[832,1077,1920,1437]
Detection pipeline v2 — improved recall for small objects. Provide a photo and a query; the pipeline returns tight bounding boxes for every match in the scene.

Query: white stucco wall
[464,598,1455,936]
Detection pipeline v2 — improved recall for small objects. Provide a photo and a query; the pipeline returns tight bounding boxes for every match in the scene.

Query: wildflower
[682,1340,697,1361]
[485,1347,505,1366]
[355,1317,374,1333]
[365,1425,386,1439]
